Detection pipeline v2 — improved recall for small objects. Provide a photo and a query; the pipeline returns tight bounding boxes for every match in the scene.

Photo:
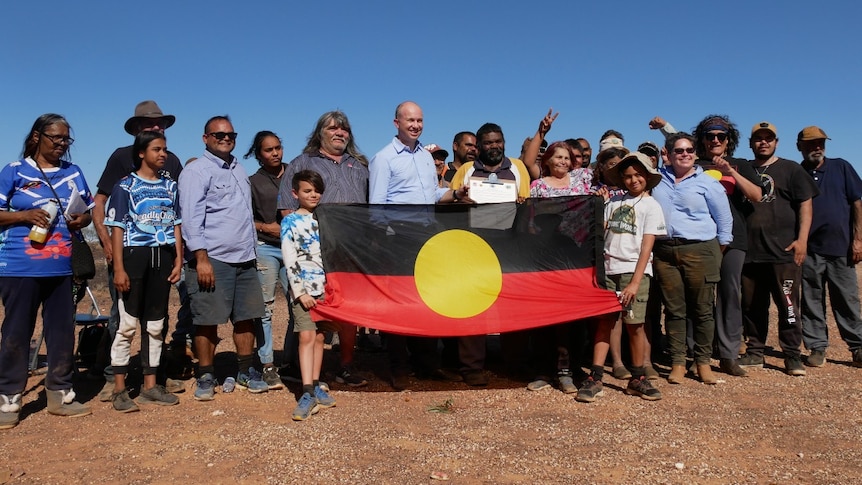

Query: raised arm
[522,108,558,180]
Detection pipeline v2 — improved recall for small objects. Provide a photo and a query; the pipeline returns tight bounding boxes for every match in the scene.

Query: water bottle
[222,377,236,393]
[28,201,59,244]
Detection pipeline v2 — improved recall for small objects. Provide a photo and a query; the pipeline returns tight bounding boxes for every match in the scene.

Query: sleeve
[280,217,305,301]
[96,149,129,196]
[177,165,208,252]
[660,122,677,139]
[511,158,531,198]
[0,164,15,210]
[172,180,182,226]
[72,164,95,210]
[105,180,130,229]
[643,199,667,236]
[449,163,472,191]
[165,152,183,182]
[706,180,734,245]
[367,151,390,204]
[530,179,542,198]
[840,159,862,202]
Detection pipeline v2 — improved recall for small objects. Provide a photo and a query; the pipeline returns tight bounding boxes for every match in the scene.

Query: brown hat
[797,126,830,141]
[424,143,449,161]
[751,121,778,137]
[604,151,662,191]
[637,141,659,157]
[124,100,176,135]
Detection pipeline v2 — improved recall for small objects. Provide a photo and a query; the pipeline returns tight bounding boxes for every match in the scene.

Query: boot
[46,389,92,418]
[697,364,717,385]
[667,365,686,384]
[0,394,22,429]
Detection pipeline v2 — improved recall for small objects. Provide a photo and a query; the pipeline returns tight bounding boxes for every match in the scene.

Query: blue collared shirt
[178,149,257,263]
[652,164,733,245]
[368,137,448,204]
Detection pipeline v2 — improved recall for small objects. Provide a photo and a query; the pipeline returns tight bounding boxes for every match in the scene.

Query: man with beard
[796,126,862,368]
[738,122,819,376]
[448,123,530,386]
[277,111,370,387]
[443,131,478,186]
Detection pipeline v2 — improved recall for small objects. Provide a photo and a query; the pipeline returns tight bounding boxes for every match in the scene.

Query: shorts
[120,246,174,321]
[293,298,338,333]
[186,257,264,326]
[605,273,650,324]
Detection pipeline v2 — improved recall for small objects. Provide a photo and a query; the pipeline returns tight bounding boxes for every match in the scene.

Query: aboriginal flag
[310,196,621,337]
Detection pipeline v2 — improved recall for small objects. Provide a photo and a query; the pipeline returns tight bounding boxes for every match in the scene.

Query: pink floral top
[529,168,593,198]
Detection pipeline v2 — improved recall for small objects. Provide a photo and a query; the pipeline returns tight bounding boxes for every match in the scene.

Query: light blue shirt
[368,137,448,204]
[178,149,257,263]
[652,165,733,245]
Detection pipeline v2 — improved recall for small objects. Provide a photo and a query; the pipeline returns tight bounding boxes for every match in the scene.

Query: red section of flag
[311,268,621,337]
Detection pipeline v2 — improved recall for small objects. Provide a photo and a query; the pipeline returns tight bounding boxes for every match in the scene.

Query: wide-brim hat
[603,151,662,191]
[124,100,176,135]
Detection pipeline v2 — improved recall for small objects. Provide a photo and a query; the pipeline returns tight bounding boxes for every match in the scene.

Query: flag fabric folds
[310,196,621,337]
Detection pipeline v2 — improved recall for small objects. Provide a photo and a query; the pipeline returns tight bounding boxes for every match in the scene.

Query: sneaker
[165,378,186,394]
[0,394,22,429]
[558,374,577,394]
[853,349,862,368]
[626,376,662,401]
[644,365,660,381]
[138,385,180,406]
[291,392,320,421]
[575,377,604,403]
[391,373,409,390]
[612,365,632,380]
[335,367,368,387]
[194,373,217,401]
[98,379,115,402]
[111,389,140,413]
[262,366,284,390]
[278,364,302,384]
[236,368,269,393]
[805,350,826,368]
[462,370,489,387]
[719,358,749,377]
[314,385,336,408]
[738,353,764,369]
[785,356,807,376]
[527,379,552,391]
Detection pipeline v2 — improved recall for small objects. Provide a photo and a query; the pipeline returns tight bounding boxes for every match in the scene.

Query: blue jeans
[255,244,289,365]
[801,253,862,352]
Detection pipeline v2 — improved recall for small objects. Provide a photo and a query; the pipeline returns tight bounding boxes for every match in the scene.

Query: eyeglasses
[40,133,74,146]
[206,132,238,141]
[673,147,696,155]
[704,132,728,142]
[752,137,776,144]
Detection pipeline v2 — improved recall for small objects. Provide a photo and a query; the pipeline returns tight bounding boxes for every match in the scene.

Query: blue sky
[2,1,861,188]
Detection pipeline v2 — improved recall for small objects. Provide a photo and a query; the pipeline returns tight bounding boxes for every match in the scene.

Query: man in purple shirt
[179,115,266,401]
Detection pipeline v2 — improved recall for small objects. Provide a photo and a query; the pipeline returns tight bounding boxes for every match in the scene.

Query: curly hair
[692,114,740,158]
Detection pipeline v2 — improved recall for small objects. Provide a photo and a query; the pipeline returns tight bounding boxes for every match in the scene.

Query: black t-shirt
[745,158,819,263]
[96,145,183,195]
[249,164,285,247]
[696,157,761,251]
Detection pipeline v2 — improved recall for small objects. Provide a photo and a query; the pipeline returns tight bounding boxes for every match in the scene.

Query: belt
[657,237,705,246]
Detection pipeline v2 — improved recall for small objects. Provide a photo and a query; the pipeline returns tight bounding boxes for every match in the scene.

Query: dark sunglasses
[40,133,75,146]
[673,147,696,155]
[207,132,238,141]
[704,132,728,142]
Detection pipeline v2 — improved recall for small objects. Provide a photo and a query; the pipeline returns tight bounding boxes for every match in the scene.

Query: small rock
[430,471,450,481]
[675,462,685,470]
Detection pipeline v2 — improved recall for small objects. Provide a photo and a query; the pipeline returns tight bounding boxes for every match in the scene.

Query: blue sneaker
[292,392,320,421]
[314,385,336,408]
[236,368,268,394]
[194,373,217,401]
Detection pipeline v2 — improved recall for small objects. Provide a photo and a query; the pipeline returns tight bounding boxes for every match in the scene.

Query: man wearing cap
[738,122,819,376]
[424,143,449,188]
[797,126,862,368]
[576,138,593,166]
[444,132,478,186]
[92,100,187,400]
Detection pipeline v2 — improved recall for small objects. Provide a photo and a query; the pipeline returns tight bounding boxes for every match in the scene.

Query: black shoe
[785,356,807,376]
[738,353,764,369]
[391,373,409,390]
[853,348,862,368]
[420,368,463,382]
[805,350,826,367]
[462,370,488,387]
[719,358,748,377]
[278,364,302,383]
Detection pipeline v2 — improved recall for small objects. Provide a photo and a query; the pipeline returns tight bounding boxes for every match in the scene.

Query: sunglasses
[752,136,776,144]
[673,147,696,155]
[207,132,238,141]
[704,132,728,142]
[41,133,75,146]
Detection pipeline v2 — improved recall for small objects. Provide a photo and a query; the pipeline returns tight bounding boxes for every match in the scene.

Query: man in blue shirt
[797,126,862,368]
[179,115,267,400]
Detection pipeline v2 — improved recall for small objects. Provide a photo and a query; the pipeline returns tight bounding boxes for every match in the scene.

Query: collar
[392,136,423,154]
[473,156,513,173]
[202,149,236,168]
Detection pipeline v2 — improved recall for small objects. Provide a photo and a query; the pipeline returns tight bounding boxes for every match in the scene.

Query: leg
[741,263,771,358]
[0,277,42,395]
[654,244,687,365]
[41,276,76,392]
[681,241,720,365]
[254,246,280,367]
[298,330,316,386]
[824,256,862,351]
[770,262,804,359]
[801,253,829,352]
[715,248,745,360]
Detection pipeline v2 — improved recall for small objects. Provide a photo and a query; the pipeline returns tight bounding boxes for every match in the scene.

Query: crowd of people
[2,99,862,428]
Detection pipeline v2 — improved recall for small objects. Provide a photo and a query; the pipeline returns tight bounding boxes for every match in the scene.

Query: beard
[479,148,504,166]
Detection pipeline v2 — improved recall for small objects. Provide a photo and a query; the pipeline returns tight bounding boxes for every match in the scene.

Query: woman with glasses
[0,113,95,429]
[691,115,763,378]
[651,132,732,386]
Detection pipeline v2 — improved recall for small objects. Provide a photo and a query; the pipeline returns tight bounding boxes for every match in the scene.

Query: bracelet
[452,190,459,202]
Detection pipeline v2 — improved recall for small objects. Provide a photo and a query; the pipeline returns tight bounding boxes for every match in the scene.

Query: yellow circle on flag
[705,169,723,181]
[414,229,502,318]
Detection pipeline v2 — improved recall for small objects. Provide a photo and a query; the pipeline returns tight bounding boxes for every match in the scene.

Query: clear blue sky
[2,1,861,188]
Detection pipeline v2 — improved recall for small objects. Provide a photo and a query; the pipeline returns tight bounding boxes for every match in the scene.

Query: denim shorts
[186,258,264,326]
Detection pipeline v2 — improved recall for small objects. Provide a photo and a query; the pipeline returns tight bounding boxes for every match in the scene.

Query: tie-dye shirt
[280,211,325,299]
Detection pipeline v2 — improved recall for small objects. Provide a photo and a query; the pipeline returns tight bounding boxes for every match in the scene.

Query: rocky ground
[2,245,862,484]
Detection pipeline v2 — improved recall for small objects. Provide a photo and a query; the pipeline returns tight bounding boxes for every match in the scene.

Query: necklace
[754,156,777,175]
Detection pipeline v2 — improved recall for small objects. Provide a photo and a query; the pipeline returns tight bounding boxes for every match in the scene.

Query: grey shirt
[277,151,369,211]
